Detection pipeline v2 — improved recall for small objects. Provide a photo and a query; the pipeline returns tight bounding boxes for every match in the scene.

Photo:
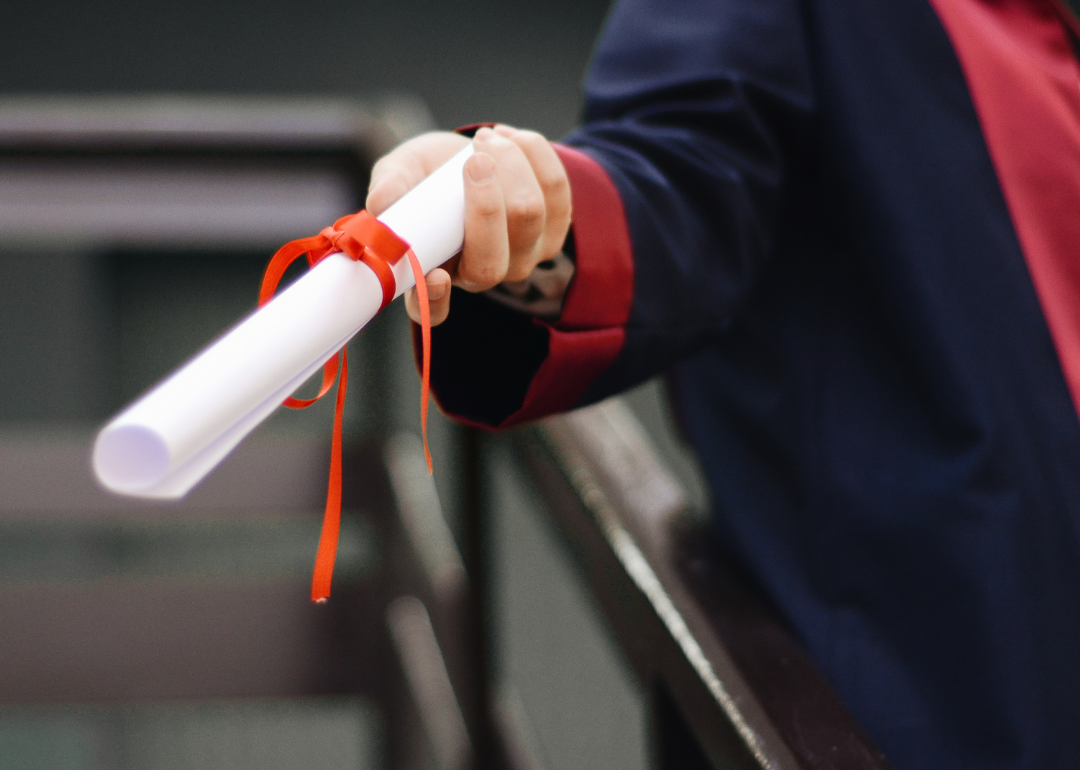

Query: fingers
[456,150,510,291]
[373,125,570,325]
[405,268,452,326]
[493,125,572,272]
[367,132,470,216]
[471,127,546,282]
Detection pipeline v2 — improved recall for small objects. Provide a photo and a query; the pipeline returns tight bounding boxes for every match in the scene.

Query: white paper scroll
[93,144,474,498]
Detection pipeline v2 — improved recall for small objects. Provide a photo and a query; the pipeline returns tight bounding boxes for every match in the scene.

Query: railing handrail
[521,397,892,770]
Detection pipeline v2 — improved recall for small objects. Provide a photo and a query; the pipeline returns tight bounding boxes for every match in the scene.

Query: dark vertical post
[461,425,495,770]
[650,684,714,770]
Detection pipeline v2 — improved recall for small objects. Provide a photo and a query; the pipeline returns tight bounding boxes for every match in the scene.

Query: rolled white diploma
[92,144,474,498]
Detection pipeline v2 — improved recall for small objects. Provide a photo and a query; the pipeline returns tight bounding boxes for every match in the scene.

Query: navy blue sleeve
[427,0,815,427]
[566,0,815,402]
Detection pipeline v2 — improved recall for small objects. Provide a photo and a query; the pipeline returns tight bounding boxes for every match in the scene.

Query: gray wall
[0,0,612,139]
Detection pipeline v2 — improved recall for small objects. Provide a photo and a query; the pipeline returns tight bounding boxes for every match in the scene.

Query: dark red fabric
[494,144,635,425]
[553,145,636,331]
[929,0,1080,415]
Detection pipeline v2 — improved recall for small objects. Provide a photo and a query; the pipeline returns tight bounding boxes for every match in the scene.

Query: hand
[366,125,572,326]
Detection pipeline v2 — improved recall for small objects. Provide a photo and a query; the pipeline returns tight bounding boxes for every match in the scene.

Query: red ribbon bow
[260,209,432,603]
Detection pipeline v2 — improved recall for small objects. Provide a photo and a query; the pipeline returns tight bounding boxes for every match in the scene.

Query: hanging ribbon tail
[311,348,348,603]
[260,211,430,602]
[405,249,434,474]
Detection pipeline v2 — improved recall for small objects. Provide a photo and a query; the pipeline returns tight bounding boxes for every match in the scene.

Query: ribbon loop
[261,209,434,603]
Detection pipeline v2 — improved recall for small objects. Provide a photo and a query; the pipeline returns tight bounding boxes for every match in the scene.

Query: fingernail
[493,124,515,137]
[474,126,496,141]
[467,153,496,182]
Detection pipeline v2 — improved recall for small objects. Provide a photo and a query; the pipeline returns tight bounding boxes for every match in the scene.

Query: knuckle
[514,129,546,151]
[514,129,544,151]
[535,168,569,203]
[460,260,504,290]
[367,167,391,194]
[546,186,572,223]
[547,166,571,194]
[540,160,574,190]
[540,234,567,263]
[475,132,513,154]
[371,149,399,172]
[370,158,417,196]
[507,193,545,226]
[471,196,504,220]
[504,262,534,283]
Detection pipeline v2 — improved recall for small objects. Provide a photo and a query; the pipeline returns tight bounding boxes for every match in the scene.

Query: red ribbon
[260,209,433,603]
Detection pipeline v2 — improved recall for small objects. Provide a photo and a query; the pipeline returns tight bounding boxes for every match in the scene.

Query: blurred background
[0,0,608,144]
[0,1,710,769]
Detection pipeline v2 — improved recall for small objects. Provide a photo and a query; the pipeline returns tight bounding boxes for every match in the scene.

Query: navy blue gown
[427,1,1080,767]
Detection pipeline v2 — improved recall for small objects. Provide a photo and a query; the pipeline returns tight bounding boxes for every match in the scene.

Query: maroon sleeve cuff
[490,144,635,426]
[418,143,635,430]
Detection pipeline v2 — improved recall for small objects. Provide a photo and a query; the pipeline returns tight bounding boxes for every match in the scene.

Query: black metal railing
[518,399,893,770]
